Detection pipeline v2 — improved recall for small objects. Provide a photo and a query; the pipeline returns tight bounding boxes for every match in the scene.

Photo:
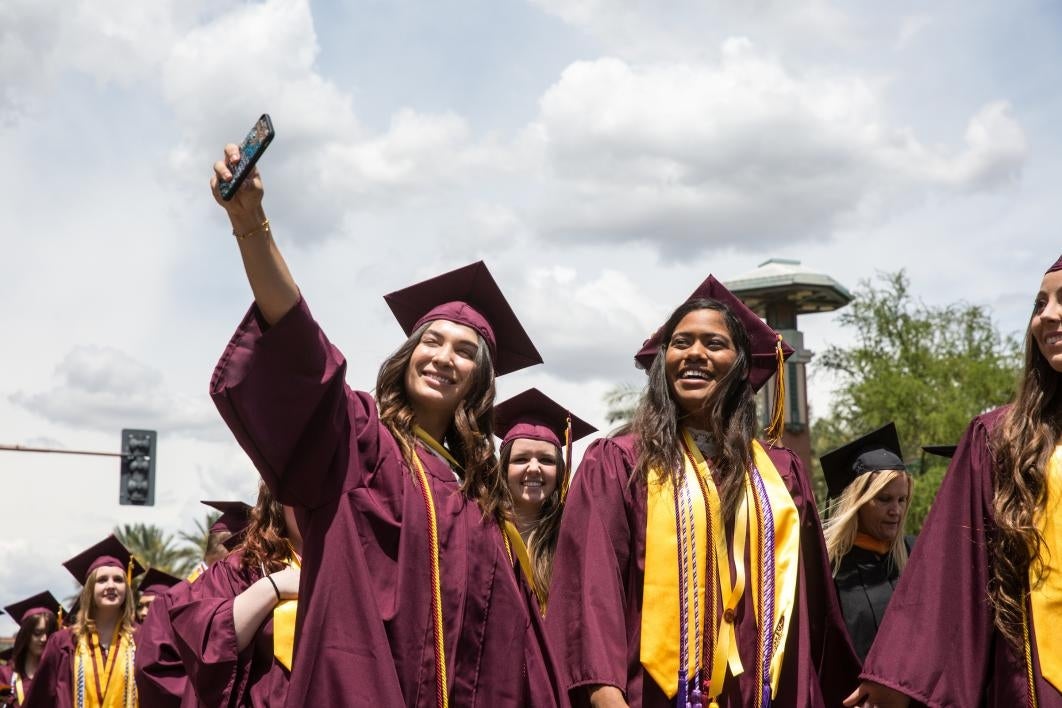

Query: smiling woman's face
[664,309,738,423]
[1032,269,1062,373]
[92,566,127,611]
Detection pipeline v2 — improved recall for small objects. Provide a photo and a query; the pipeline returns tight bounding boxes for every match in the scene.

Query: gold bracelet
[233,218,270,241]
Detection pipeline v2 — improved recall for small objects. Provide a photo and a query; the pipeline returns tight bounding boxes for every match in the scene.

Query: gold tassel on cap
[764,334,786,446]
[561,414,574,502]
[126,557,135,588]
[57,607,64,629]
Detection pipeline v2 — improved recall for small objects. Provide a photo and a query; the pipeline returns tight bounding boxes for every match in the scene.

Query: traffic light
[120,429,156,506]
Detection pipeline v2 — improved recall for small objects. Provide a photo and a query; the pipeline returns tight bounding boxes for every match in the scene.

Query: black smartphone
[219,113,275,201]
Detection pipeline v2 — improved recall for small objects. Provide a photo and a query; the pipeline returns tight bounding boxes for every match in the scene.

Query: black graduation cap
[921,444,957,458]
[820,422,906,498]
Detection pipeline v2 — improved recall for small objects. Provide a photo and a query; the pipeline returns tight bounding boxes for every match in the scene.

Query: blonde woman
[820,423,913,660]
[24,535,144,708]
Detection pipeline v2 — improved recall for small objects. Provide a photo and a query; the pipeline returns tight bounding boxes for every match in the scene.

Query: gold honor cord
[412,427,454,708]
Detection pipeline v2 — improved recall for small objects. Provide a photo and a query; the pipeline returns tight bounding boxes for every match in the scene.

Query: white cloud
[526,41,1026,257]
[10,346,223,440]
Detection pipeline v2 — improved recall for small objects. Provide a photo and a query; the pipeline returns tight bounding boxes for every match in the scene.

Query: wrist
[228,206,268,236]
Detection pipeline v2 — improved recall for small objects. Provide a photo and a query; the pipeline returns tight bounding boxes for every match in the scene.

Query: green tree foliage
[812,270,1022,532]
[114,522,201,579]
[603,382,642,427]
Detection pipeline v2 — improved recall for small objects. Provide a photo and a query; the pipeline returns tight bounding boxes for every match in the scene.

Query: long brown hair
[12,611,58,675]
[630,298,757,522]
[989,306,1061,648]
[72,569,137,645]
[499,439,566,606]
[376,322,504,520]
[240,481,293,576]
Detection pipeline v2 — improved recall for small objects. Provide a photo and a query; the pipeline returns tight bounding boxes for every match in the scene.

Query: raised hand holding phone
[210,113,298,326]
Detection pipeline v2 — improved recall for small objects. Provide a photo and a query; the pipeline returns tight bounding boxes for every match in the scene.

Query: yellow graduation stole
[13,674,24,704]
[501,521,542,609]
[1030,445,1062,692]
[272,550,301,671]
[641,433,799,702]
[72,626,137,708]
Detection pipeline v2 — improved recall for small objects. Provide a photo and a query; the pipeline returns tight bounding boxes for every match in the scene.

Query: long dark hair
[499,439,567,606]
[376,322,504,520]
[240,481,292,576]
[989,301,1061,648]
[630,298,757,522]
[12,611,58,675]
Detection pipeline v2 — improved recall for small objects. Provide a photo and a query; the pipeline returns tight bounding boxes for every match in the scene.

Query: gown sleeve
[168,557,256,706]
[134,582,194,707]
[860,412,998,707]
[545,437,636,703]
[22,627,74,708]
[767,445,861,706]
[209,297,381,510]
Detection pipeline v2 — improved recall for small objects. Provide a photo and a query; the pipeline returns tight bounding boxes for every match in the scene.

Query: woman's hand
[269,566,300,600]
[211,143,266,236]
[587,685,628,708]
[843,680,910,708]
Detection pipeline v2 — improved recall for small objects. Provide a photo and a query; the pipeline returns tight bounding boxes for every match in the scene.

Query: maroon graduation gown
[861,407,1062,706]
[22,626,136,708]
[545,434,860,707]
[134,580,198,707]
[169,552,289,707]
[210,299,564,707]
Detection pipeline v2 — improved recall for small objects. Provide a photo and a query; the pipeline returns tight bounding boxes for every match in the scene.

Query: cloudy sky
[1,0,1059,623]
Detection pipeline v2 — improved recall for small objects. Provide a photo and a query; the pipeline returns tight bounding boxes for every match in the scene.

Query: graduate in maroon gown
[133,500,251,707]
[168,482,302,707]
[847,256,1062,707]
[24,535,144,708]
[206,145,563,706]
[3,592,62,705]
[135,568,180,625]
[546,274,860,708]
[493,388,597,610]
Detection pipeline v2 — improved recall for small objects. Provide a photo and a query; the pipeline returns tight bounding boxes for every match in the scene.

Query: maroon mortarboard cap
[383,261,543,376]
[1047,255,1062,274]
[494,388,597,450]
[4,591,63,625]
[634,275,794,392]
[62,534,144,586]
[139,568,181,597]
[0,647,11,663]
[819,422,906,498]
[201,500,253,536]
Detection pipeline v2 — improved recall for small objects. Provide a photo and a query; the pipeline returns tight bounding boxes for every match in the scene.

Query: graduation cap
[383,261,543,376]
[0,647,11,663]
[634,274,794,441]
[62,534,145,586]
[820,422,907,499]
[494,388,597,499]
[922,444,957,458]
[138,568,182,597]
[201,500,252,536]
[4,591,63,626]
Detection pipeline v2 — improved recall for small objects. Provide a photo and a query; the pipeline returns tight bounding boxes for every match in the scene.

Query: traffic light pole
[0,444,126,458]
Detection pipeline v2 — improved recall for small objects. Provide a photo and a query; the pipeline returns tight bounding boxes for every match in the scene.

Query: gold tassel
[561,414,573,502]
[764,334,786,446]
[57,607,64,629]
[126,557,134,588]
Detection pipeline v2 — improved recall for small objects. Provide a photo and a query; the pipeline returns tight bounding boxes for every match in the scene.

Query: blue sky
[0,0,1059,625]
